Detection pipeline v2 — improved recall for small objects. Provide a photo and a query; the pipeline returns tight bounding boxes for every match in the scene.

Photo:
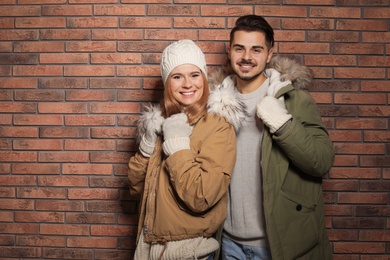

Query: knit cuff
[162,137,190,156]
[139,135,155,157]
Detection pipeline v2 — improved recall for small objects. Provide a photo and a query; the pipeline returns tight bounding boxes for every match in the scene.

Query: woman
[128,40,245,259]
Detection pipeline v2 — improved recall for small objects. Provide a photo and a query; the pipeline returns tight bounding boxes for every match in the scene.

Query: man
[213,15,334,259]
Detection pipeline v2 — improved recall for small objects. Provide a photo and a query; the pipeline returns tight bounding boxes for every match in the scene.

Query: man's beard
[234,60,263,81]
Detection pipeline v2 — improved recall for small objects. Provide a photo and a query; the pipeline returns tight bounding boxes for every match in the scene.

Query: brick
[0,152,37,162]
[0,54,38,64]
[362,32,390,43]
[40,29,90,40]
[199,29,229,41]
[64,140,115,150]
[310,7,360,18]
[281,18,334,30]
[90,151,130,163]
[174,17,225,28]
[1,78,37,90]
[67,237,117,248]
[17,188,66,199]
[36,200,84,212]
[145,29,197,40]
[148,5,198,16]
[95,250,132,260]
[90,102,140,114]
[64,115,115,126]
[333,155,358,167]
[333,44,384,55]
[38,176,88,187]
[256,6,306,17]
[39,78,88,89]
[62,164,112,175]
[0,212,13,221]
[13,139,63,150]
[13,65,63,76]
[94,5,145,15]
[42,5,92,16]
[338,192,388,204]
[68,188,119,200]
[334,242,385,254]
[358,56,390,67]
[117,115,139,126]
[66,213,115,224]
[40,224,89,235]
[117,90,163,102]
[64,66,115,77]
[12,164,60,175]
[91,225,136,236]
[92,29,142,40]
[0,18,14,28]
[334,143,384,155]
[91,53,142,64]
[305,55,356,66]
[16,18,66,28]
[0,223,38,234]
[38,152,89,163]
[336,20,388,31]
[0,246,41,258]
[0,200,34,210]
[66,90,116,101]
[91,128,136,139]
[90,176,128,188]
[359,106,390,117]
[0,188,15,198]
[361,81,390,92]
[67,17,118,28]
[0,6,40,16]
[40,127,90,138]
[42,248,93,259]
[359,230,390,242]
[14,115,63,126]
[15,212,64,223]
[15,90,64,101]
[0,103,36,113]
[120,17,171,28]
[0,91,12,101]
[0,139,11,150]
[355,206,390,217]
[327,230,358,241]
[40,53,88,64]
[0,65,11,76]
[38,103,88,114]
[360,181,390,192]
[90,78,141,89]
[202,5,251,17]
[66,41,116,52]
[330,168,381,179]
[364,131,390,142]
[118,41,167,52]
[333,217,386,229]
[0,164,10,174]
[117,65,160,77]
[19,0,67,3]
[336,118,387,130]
[360,156,390,167]
[16,235,65,247]
[335,93,386,104]
[279,43,330,54]
[323,180,358,191]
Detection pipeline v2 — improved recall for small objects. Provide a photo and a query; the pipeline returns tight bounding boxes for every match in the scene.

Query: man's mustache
[238,60,255,66]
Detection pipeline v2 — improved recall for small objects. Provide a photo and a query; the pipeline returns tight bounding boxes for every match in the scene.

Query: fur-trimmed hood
[207,56,312,131]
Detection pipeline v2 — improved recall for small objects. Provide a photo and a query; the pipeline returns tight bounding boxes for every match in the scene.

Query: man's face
[228,30,273,82]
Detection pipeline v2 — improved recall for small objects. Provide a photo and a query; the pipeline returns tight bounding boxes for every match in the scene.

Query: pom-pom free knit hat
[160,39,207,85]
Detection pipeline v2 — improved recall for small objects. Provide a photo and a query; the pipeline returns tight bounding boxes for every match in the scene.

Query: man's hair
[230,15,275,50]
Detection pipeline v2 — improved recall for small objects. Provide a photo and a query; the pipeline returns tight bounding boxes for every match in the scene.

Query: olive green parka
[211,56,335,260]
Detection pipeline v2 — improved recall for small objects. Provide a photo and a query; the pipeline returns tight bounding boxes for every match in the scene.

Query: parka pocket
[272,189,319,259]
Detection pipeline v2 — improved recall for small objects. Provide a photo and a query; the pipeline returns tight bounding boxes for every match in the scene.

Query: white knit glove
[256,96,292,134]
[162,113,192,156]
[139,112,164,157]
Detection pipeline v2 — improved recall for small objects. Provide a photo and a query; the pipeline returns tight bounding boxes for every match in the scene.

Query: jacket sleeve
[128,152,149,199]
[164,118,236,214]
[273,89,334,177]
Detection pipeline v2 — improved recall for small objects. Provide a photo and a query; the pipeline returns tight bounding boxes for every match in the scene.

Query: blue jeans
[221,235,271,260]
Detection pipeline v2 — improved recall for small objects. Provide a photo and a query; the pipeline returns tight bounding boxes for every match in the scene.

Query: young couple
[128,15,334,260]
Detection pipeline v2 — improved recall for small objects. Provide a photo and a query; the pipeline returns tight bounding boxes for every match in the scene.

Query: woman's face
[167,64,204,107]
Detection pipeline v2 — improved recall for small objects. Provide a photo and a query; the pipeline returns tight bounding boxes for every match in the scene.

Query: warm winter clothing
[128,84,245,253]
[212,56,335,260]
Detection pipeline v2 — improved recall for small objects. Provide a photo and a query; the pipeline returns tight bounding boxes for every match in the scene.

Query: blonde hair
[160,72,209,124]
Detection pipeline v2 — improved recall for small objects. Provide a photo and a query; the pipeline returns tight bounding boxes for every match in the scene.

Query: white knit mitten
[162,113,192,156]
[139,111,164,157]
[256,96,292,134]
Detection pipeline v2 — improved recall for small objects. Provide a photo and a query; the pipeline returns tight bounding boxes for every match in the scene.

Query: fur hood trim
[210,55,312,90]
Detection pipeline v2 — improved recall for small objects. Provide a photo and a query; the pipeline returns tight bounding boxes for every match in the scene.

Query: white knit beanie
[160,39,207,85]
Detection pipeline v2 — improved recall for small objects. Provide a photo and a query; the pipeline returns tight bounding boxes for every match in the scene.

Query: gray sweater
[223,77,269,247]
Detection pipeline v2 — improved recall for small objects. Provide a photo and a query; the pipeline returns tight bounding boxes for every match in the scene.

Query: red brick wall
[0,1,389,259]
